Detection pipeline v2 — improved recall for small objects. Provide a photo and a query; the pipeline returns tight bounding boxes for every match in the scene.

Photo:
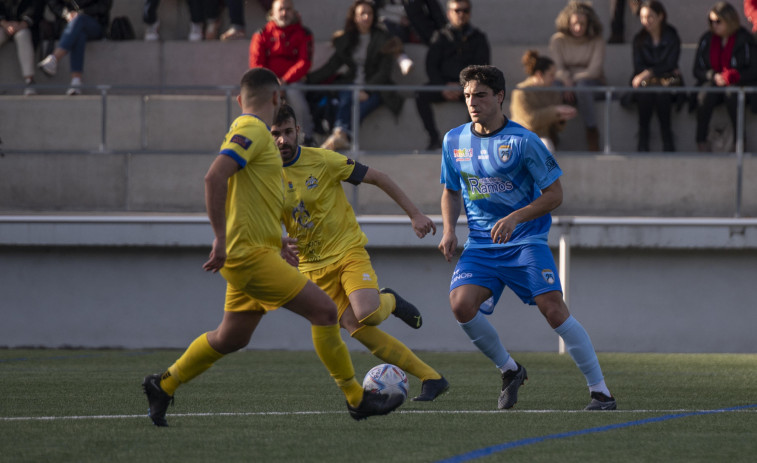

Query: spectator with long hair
[693,1,757,151]
[630,0,681,152]
[549,1,605,151]
[510,50,576,153]
[307,0,404,151]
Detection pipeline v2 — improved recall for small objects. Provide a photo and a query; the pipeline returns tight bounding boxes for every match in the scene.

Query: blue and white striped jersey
[440,119,562,249]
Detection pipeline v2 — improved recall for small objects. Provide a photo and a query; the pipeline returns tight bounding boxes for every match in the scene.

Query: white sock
[497,357,518,374]
[589,380,611,397]
[70,77,82,87]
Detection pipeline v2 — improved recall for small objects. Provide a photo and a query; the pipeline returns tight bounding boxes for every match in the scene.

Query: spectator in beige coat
[510,50,576,153]
[549,1,605,151]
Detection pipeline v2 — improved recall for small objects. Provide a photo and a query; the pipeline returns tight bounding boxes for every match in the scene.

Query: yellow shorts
[302,247,378,319]
[224,247,309,313]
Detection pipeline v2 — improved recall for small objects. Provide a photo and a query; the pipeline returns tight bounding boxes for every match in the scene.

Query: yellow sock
[358,292,394,326]
[311,324,363,407]
[351,325,441,382]
[160,333,224,396]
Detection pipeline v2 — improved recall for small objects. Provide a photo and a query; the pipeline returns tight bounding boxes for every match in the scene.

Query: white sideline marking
[3,408,756,422]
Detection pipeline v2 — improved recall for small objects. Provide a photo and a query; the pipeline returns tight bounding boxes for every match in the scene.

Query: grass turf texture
[1,350,756,462]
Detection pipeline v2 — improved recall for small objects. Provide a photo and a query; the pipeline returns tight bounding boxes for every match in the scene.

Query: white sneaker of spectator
[398,54,414,76]
[145,21,160,41]
[38,55,57,76]
[188,22,203,41]
[67,77,82,96]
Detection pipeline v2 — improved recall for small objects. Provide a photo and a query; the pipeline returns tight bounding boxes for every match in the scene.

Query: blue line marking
[436,403,757,463]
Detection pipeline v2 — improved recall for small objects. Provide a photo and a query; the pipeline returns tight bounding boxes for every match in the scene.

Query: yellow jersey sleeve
[282,147,368,270]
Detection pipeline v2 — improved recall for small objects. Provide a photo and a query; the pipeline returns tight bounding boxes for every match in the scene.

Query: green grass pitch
[1,349,756,462]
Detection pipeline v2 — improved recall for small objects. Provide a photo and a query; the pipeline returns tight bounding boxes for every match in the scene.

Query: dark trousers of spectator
[144,0,243,27]
[609,0,640,43]
[636,92,674,151]
[403,0,447,45]
[696,92,738,145]
[415,90,448,147]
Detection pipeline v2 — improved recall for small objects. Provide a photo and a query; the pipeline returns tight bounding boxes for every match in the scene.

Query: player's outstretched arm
[439,188,462,262]
[202,155,238,273]
[362,167,437,238]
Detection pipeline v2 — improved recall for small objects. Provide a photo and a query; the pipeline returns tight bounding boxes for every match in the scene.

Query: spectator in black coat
[630,0,681,151]
[692,1,757,151]
[414,0,489,150]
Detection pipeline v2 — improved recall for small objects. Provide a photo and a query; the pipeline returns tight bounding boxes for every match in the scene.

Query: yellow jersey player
[142,68,404,426]
[272,104,450,401]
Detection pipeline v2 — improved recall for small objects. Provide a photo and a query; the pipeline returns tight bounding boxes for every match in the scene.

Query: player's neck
[473,114,507,135]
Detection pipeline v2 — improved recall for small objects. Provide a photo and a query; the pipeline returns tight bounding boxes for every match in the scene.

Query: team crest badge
[542,269,556,284]
[305,175,318,190]
[498,144,511,162]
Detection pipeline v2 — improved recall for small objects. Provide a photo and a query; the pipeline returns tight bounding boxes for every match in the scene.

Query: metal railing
[1,82,754,154]
[2,82,754,217]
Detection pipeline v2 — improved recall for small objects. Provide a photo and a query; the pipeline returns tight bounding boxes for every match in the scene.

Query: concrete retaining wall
[1,216,756,353]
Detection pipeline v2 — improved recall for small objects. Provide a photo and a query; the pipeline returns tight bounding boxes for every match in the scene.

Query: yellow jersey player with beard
[273,104,450,402]
[142,69,405,426]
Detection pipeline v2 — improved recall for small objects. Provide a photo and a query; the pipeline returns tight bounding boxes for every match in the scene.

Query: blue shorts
[449,244,562,313]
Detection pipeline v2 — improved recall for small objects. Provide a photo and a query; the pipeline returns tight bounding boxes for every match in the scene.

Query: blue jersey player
[438,65,616,411]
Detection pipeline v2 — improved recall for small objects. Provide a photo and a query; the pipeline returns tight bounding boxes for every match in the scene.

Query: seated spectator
[37,0,111,95]
[414,0,489,150]
[143,0,246,42]
[510,50,577,153]
[630,0,681,152]
[1,0,45,95]
[549,1,606,151]
[249,0,315,143]
[693,1,757,152]
[306,0,404,151]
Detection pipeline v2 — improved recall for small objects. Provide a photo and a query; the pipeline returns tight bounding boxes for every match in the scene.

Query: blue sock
[555,315,604,386]
[459,311,510,369]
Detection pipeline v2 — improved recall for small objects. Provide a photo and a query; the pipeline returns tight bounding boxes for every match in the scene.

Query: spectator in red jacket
[249,0,315,143]
[745,0,757,34]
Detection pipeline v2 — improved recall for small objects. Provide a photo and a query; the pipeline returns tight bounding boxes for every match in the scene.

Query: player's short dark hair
[240,67,280,97]
[273,104,298,127]
[459,65,506,98]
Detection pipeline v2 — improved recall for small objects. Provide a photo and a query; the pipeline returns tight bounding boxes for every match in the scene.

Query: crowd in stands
[3,0,757,153]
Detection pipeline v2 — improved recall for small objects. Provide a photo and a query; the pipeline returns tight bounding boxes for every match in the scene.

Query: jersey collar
[282,145,302,167]
[471,116,510,138]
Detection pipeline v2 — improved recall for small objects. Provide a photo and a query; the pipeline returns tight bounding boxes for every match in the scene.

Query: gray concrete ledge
[3,214,757,249]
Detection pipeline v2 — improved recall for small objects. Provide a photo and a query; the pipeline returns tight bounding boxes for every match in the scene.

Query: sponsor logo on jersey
[498,144,512,162]
[542,269,556,284]
[466,176,514,199]
[287,181,294,191]
[453,148,473,161]
[545,156,558,172]
[305,175,318,190]
[230,134,252,149]
[362,273,372,281]
[346,158,355,165]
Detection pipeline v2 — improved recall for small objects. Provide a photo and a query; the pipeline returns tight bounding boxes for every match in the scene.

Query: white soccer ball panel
[362,363,409,399]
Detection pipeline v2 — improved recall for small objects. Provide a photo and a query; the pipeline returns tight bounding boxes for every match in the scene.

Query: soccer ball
[362,364,409,402]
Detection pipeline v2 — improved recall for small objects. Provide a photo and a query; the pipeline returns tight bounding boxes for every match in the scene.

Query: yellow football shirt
[218,114,284,288]
[281,146,368,271]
